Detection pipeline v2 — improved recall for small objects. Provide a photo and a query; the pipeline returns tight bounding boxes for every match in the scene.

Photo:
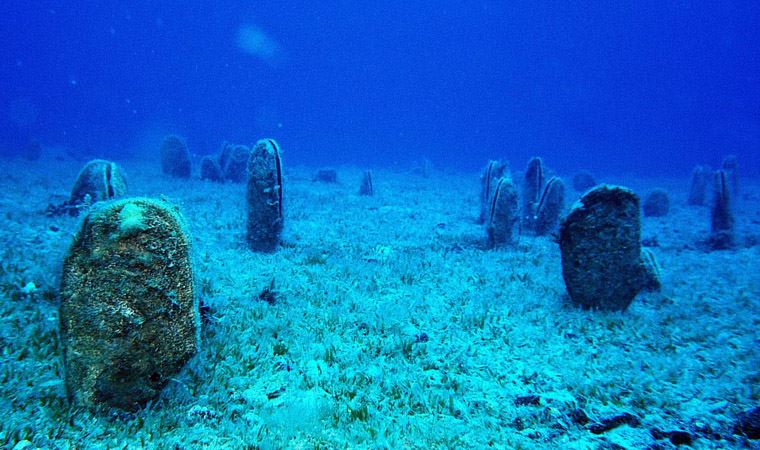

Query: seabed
[0,152,757,449]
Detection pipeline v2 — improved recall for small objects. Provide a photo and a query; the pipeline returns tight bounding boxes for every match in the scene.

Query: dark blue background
[2,1,758,174]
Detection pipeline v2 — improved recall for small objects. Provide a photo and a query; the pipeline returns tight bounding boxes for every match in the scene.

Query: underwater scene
[1,2,759,449]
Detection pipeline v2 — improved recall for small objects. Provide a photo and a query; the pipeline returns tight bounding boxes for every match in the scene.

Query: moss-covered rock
[220,143,251,183]
[479,160,509,224]
[200,156,224,183]
[70,159,128,204]
[559,185,654,311]
[710,169,735,250]
[521,156,544,231]
[59,197,199,410]
[359,170,374,196]
[486,177,519,248]
[247,139,283,252]
[687,165,711,206]
[160,135,191,178]
[534,176,565,236]
[642,188,670,217]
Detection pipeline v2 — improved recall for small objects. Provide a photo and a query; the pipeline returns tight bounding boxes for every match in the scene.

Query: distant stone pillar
[247,139,284,252]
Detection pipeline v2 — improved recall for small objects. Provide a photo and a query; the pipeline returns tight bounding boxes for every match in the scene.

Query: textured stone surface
[521,157,544,230]
[534,176,565,236]
[559,185,649,311]
[359,170,374,196]
[200,156,223,183]
[479,160,509,224]
[70,159,128,204]
[642,188,670,217]
[59,197,199,410]
[159,135,191,178]
[721,155,739,195]
[221,143,251,183]
[688,165,711,206]
[247,139,283,252]
[710,170,735,249]
[640,248,662,292]
[486,177,519,247]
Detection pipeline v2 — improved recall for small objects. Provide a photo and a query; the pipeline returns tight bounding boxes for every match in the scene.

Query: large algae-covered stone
[247,139,283,252]
[70,159,128,204]
[59,198,199,410]
[559,185,650,311]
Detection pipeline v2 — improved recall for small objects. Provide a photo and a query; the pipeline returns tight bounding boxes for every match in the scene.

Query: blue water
[2,1,758,174]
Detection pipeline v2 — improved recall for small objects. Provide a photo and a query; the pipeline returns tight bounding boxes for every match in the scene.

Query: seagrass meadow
[0,153,758,449]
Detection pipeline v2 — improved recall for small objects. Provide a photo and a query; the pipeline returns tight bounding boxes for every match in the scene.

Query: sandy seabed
[0,152,758,449]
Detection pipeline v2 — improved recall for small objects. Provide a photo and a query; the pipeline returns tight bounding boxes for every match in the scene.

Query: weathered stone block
[479,160,509,224]
[160,135,191,178]
[559,185,653,311]
[247,139,283,252]
[59,198,199,410]
[70,159,128,204]
[486,177,519,248]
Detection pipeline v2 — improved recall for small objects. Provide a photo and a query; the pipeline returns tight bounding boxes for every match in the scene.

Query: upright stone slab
[221,143,251,183]
[640,248,662,292]
[247,139,283,252]
[359,170,374,196]
[200,156,224,183]
[160,135,191,178]
[218,141,234,173]
[721,155,739,195]
[59,198,199,410]
[486,177,519,248]
[70,159,128,204]
[479,160,509,224]
[521,157,544,230]
[642,188,670,217]
[688,165,711,206]
[710,170,734,249]
[559,185,649,311]
[534,176,565,236]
